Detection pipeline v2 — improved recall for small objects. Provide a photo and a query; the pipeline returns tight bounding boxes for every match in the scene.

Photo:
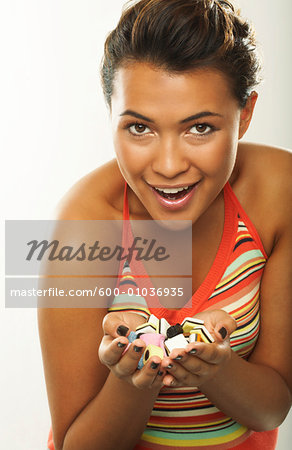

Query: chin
[152,217,193,231]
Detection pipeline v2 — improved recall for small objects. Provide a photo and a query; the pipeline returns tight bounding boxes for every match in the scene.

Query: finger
[184,342,222,365]
[98,335,129,366]
[114,339,146,377]
[196,310,237,341]
[152,367,167,388]
[102,312,130,338]
[184,340,231,366]
[162,372,184,388]
[213,316,237,342]
[132,356,163,389]
[161,351,203,378]
[161,356,201,387]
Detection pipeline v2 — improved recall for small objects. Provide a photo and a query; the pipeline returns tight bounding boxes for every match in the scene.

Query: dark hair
[101,0,261,108]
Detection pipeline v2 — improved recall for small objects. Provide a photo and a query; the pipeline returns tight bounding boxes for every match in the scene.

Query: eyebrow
[180,111,223,123]
[119,109,223,123]
[119,110,154,123]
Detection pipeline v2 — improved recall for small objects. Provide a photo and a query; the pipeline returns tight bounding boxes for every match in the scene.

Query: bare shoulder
[237,142,292,211]
[233,142,292,254]
[237,141,292,177]
[55,158,125,220]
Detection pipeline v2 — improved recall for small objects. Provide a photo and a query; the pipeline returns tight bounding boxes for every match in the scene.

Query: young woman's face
[111,62,252,223]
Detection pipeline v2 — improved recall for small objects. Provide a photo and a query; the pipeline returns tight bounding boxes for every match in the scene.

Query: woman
[39,0,292,449]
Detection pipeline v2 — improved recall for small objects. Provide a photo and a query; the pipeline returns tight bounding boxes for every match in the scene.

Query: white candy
[148,314,159,329]
[164,334,189,354]
[135,323,157,335]
[158,318,171,337]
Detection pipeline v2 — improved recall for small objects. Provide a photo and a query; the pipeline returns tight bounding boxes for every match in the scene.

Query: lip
[150,181,200,210]
[148,183,196,189]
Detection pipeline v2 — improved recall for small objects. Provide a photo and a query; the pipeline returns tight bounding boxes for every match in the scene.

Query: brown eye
[135,124,146,133]
[189,123,212,135]
[129,123,150,135]
[196,124,208,133]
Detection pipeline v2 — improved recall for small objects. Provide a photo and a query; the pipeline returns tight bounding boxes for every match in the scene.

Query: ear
[238,91,258,139]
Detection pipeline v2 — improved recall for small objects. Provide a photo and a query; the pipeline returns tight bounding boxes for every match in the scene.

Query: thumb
[213,316,237,342]
[102,312,130,338]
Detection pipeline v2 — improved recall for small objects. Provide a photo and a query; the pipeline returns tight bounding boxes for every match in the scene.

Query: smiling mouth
[153,184,196,200]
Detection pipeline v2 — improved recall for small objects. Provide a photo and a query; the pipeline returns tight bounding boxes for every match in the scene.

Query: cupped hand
[98,312,166,389]
[161,309,237,388]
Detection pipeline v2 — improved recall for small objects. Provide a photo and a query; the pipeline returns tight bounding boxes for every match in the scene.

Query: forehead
[111,62,236,115]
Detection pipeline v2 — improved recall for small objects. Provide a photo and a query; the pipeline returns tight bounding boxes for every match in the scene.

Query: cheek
[193,134,238,177]
[113,133,150,178]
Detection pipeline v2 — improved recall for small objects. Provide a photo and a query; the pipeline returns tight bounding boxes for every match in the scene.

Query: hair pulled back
[101,0,261,107]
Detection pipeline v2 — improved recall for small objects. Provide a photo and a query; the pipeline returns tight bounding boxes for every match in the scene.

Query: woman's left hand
[160,309,237,388]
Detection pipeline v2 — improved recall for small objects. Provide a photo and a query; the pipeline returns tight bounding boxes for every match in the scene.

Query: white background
[1,1,291,448]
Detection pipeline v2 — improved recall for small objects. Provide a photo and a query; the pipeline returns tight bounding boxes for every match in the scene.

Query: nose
[151,135,189,179]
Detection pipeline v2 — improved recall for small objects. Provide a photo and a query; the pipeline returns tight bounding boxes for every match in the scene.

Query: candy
[189,326,214,344]
[122,330,138,355]
[136,314,159,336]
[139,333,166,349]
[122,315,215,368]
[164,333,189,355]
[181,317,204,335]
[135,323,157,336]
[138,333,166,368]
[143,344,164,365]
[166,323,183,338]
[158,318,171,337]
[128,331,138,342]
[188,331,203,342]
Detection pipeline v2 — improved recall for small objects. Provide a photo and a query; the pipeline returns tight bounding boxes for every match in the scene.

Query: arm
[39,170,166,450]
[161,162,292,431]
[39,307,164,450]
[200,218,292,429]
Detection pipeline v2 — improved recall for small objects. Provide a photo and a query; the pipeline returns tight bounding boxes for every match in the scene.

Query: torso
[107,152,270,448]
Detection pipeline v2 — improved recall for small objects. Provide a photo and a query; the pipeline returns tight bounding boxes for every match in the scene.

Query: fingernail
[117,342,126,348]
[173,355,182,361]
[166,364,173,369]
[219,327,227,339]
[188,349,197,355]
[134,345,143,352]
[158,371,163,376]
[151,362,159,369]
[117,325,129,336]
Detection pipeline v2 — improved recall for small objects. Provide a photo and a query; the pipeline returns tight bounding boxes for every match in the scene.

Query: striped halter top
[108,182,278,450]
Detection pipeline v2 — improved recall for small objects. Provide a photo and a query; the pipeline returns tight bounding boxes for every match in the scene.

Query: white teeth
[155,186,190,194]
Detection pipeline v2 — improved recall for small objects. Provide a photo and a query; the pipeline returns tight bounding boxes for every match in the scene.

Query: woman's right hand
[98,312,166,389]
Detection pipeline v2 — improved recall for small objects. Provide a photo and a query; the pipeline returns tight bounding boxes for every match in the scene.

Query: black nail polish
[117,342,126,348]
[134,345,143,352]
[188,349,197,355]
[151,362,159,369]
[166,364,173,369]
[117,325,129,336]
[174,355,182,361]
[158,371,163,376]
[219,327,227,339]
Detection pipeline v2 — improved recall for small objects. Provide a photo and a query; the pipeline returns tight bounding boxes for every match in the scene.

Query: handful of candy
[124,314,214,369]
